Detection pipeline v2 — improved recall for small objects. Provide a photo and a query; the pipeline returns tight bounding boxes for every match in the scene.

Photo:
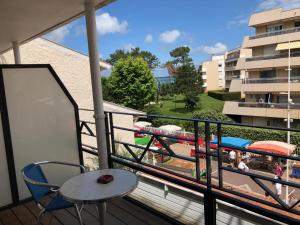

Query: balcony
[241,76,300,92]
[223,101,300,119]
[242,27,300,48]
[225,66,237,71]
[246,51,300,62]
[250,27,300,40]
[236,54,300,70]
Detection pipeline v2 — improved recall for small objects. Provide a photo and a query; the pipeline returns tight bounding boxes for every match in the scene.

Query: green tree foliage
[101,76,114,102]
[167,46,202,111]
[193,109,233,122]
[106,47,159,69]
[109,57,156,110]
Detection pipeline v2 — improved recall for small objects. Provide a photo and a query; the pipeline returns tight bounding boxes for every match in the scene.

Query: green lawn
[146,93,224,118]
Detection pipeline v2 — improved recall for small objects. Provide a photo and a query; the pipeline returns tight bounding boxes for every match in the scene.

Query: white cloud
[45,25,71,43]
[124,43,135,52]
[96,13,128,35]
[257,0,300,11]
[159,30,181,43]
[192,42,228,55]
[145,34,153,43]
[227,17,249,28]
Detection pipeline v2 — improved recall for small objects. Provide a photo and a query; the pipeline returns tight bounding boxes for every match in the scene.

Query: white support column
[85,2,108,223]
[85,0,108,170]
[12,41,21,64]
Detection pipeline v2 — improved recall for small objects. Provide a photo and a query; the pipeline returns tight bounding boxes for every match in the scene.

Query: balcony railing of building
[238,102,300,109]
[242,76,300,84]
[79,108,300,225]
[225,66,237,71]
[249,27,300,40]
[246,51,300,62]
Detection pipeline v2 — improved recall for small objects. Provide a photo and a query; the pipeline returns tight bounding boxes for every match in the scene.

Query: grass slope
[146,93,224,118]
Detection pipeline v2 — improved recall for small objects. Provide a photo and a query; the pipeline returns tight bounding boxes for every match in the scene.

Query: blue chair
[22,161,86,225]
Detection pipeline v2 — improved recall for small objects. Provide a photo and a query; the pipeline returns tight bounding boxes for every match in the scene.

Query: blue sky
[45,0,300,67]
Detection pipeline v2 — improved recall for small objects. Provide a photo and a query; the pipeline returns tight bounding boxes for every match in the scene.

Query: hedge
[208,91,241,101]
[151,117,300,152]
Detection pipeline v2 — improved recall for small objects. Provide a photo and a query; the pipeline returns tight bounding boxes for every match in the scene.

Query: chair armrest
[22,171,60,190]
[34,161,86,173]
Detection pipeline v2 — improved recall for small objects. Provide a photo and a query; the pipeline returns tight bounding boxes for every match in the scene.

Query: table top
[59,169,138,203]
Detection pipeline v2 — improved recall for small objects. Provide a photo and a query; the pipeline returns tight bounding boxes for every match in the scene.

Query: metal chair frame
[22,161,86,225]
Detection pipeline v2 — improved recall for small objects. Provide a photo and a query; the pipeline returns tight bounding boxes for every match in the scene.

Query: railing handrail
[242,76,300,84]
[246,51,300,62]
[79,109,300,224]
[79,108,300,132]
[249,26,300,40]
[238,101,300,109]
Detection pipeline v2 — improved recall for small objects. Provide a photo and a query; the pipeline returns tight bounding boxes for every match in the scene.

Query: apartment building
[224,47,252,91]
[200,55,225,92]
[223,8,300,127]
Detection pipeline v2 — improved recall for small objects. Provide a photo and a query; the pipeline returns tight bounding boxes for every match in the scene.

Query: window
[291,68,300,77]
[259,70,276,79]
[266,24,282,33]
[295,21,300,27]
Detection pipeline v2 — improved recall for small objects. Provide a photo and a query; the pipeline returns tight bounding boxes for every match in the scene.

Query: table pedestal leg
[97,202,106,225]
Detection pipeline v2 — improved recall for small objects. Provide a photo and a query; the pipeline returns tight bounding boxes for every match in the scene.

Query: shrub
[193,109,233,122]
[208,91,241,101]
[109,57,156,110]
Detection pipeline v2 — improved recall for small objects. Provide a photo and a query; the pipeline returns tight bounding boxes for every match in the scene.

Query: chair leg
[75,204,83,225]
[37,209,45,225]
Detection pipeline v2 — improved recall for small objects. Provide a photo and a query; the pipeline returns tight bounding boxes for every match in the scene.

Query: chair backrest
[22,163,49,203]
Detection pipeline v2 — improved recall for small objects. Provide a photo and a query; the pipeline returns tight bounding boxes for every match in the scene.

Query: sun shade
[248,141,296,156]
[276,41,300,51]
[211,137,252,149]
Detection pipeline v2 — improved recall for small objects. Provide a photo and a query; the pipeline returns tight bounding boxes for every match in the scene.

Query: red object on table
[97,175,114,184]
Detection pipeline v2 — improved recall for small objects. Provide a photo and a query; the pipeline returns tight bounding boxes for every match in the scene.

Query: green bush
[193,109,233,122]
[208,91,241,101]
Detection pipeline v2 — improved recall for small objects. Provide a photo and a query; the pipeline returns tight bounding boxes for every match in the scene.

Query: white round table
[60,169,138,225]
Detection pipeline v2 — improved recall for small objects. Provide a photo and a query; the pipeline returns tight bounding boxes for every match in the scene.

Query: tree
[167,46,202,111]
[169,46,192,65]
[106,47,159,69]
[193,109,233,122]
[101,76,114,102]
[109,57,156,110]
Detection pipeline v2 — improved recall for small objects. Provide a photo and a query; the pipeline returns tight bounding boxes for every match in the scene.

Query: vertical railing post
[104,112,113,168]
[109,112,116,156]
[194,121,200,182]
[217,123,223,189]
[204,122,216,225]
[205,122,212,187]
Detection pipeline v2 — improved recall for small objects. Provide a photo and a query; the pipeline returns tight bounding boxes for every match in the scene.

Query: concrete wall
[1,38,142,169]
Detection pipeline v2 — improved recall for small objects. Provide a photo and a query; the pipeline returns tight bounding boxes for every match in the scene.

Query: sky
[45,0,300,69]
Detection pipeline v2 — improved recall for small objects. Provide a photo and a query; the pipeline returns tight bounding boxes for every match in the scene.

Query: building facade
[223,8,300,127]
[200,55,225,92]
[224,47,252,91]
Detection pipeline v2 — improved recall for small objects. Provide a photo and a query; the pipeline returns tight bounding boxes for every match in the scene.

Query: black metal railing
[249,27,300,40]
[246,51,300,62]
[238,102,300,109]
[242,76,300,84]
[79,108,300,225]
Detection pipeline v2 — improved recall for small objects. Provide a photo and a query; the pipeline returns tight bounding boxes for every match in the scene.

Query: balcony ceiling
[0,0,113,54]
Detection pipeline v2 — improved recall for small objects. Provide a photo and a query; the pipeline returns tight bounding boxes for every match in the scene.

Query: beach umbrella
[248,141,296,156]
[134,121,152,129]
[210,137,251,149]
[159,125,182,133]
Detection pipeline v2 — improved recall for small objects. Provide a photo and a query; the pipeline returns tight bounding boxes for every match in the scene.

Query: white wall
[3,67,80,200]
[0,114,12,206]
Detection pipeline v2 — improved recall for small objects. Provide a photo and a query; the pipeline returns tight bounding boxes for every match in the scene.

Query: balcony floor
[0,198,171,225]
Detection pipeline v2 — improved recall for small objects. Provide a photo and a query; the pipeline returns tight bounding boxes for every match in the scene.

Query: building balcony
[225,66,237,71]
[236,54,300,70]
[242,27,300,48]
[241,76,300,92]
[223,101,300,119]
